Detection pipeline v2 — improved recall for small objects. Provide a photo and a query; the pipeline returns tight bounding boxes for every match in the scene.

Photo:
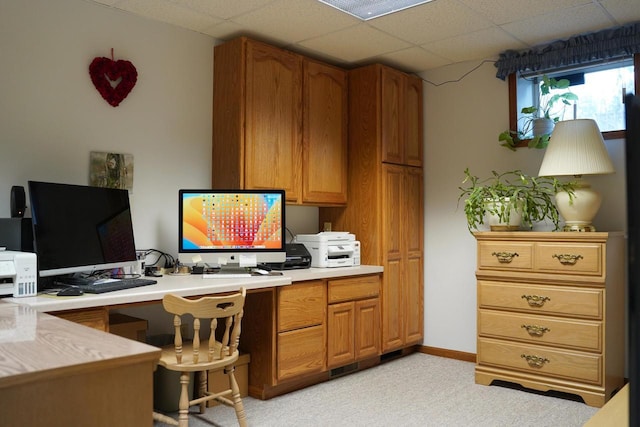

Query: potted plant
[457,168,576,232]
[499,75,578,150]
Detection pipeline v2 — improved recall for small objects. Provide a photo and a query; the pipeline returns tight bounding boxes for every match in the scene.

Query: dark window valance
[495,21,640,80]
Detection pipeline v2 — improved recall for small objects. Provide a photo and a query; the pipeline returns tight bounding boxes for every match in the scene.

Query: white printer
[0,250,38,297]
[295,232,360,268]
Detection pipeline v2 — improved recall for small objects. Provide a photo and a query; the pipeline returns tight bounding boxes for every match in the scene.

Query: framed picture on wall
[89,151,133,191]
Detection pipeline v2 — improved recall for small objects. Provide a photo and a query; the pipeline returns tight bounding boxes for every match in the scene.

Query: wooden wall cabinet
[474,232,625,408]
[320,63,424,354]
[380,66,423,167]
[327,275,381,368]
[213,37,347,206]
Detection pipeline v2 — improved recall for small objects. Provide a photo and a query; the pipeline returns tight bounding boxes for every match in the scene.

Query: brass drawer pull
[521,295,550,307]
[492,251,519,263]
[552,253,584,265]
[521,354,550,368]
[521,324,551,336]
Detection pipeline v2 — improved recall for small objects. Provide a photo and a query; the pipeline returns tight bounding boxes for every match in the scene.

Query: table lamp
[538,119,615,232]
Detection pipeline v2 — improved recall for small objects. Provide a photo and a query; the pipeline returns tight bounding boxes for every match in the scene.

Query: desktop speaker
[10,186,26,218]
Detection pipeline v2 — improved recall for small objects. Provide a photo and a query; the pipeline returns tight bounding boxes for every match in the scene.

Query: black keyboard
[55,277,157,294]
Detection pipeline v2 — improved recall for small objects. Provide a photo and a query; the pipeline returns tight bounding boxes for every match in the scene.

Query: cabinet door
[381,67,403,165]
[355,298,381,360]
[327,301,355,368]
[404,75,423,167]
[403,166,424,344]
[245,40,302,203]
[381,164,405,351]
[302,59,348,205]
[381,164,424,351]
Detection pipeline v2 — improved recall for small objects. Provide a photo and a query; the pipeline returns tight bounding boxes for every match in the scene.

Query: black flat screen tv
[28,181,138,278]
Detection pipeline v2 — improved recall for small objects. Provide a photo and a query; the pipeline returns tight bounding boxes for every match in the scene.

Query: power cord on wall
[418,59,497,87]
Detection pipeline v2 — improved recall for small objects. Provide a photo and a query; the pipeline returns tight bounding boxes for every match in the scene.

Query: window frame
[508,53,640,147]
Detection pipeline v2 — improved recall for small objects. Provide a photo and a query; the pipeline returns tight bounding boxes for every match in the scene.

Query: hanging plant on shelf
[89,49,138,107]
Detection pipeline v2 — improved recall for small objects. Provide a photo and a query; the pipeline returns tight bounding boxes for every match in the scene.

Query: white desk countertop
[4,265,383,312]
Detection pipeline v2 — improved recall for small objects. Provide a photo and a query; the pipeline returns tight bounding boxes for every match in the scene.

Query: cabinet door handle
[521,354,550,368]
[492,251,519,263]
[521,295,550,307]
[552,253,584,265]
[521,324,551,336]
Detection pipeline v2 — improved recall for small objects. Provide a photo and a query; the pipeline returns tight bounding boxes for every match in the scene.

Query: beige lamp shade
[538,119,615,232]
[538,119,614,177]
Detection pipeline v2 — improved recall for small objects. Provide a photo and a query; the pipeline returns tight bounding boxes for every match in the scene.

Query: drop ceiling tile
[298,24,412,63]
[367,0,493,45]
[232,0,360,44]
[372,46,452,72]
[598,0,640,23]
[501,3,616,46]
[424,27,527,63]
[166,0,276,20]
[115,0,221,32]
[202,20,247,40]
[457,0,591,25]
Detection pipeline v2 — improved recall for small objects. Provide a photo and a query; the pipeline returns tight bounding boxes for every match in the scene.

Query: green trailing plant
[499,75,579,151]
[457,168,577,232]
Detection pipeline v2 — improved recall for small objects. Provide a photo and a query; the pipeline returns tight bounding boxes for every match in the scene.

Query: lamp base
[562,223,597,232]
[555,178,602,233]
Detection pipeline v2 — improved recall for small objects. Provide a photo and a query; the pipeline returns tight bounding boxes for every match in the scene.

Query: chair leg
[226,366,247,427]
[198,370,208,414]
[178,372,191,427]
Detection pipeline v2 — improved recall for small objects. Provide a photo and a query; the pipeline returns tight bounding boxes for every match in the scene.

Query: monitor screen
[28,181,138,277]
[178,189,286,267]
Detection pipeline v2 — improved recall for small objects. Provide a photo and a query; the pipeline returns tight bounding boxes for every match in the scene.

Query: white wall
[1,0,627,353]
[1,0,214,254]
[420,62,627,353]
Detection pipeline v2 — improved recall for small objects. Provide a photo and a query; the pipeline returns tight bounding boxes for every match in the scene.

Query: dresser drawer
[478,242,533,270]
[478,338,602,384]
[478,280,603,319]
[328,275,380,304]
[478,310,602,352]
[278,280,326,332]
[534,243,603,276]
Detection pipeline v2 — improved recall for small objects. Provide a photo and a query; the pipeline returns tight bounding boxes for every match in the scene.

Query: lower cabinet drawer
[328,275,380,304]
[477,338,602,384]
[478,280,603,319]
[278,281,326,332]
[277,324,325,381]
[478,310,602,352]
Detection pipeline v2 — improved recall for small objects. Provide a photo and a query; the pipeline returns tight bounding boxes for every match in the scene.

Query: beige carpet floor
[154,352,600,427]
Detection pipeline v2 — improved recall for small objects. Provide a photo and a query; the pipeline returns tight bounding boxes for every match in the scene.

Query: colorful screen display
[179,190,285,252]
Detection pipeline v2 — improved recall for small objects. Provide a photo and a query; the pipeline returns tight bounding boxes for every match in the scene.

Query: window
[508,54,640,142]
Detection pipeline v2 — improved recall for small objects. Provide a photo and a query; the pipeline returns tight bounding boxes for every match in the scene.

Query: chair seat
[158,342,239,373]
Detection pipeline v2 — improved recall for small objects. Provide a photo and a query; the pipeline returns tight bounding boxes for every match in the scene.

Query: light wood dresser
[474,231,625,407]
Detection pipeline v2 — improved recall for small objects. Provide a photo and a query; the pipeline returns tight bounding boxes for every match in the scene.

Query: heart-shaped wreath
[89,51,138,107]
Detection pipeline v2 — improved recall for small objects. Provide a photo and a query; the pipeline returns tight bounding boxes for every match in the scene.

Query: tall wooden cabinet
[212,37,347,206]
[320,63,424,353]
[474,232,625,407]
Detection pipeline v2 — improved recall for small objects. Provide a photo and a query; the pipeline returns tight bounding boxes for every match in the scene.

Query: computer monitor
[28,181,138,278]
[178,189,286,270]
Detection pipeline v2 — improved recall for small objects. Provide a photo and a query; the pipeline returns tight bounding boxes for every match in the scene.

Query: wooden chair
[152,288,247,427]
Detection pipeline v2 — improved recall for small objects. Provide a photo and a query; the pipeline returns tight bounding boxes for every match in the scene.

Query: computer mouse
[57,287,84,297]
